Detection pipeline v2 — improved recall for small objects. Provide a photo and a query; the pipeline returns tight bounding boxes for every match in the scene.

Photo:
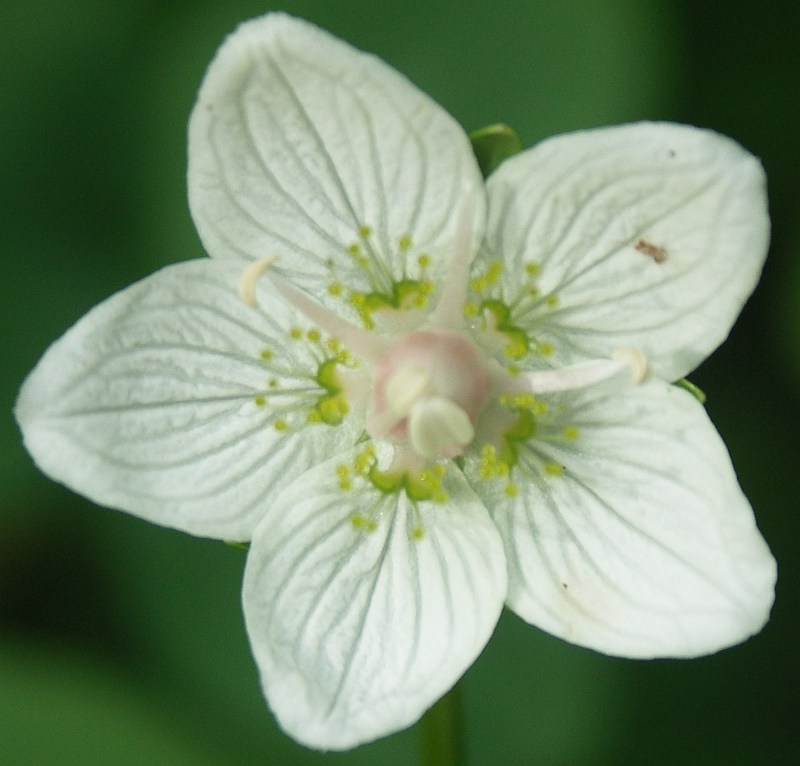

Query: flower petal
[242,452,507,749]
[483,122,769,380]
[469,380,775,658]
[188,13,484,294]
[15,259,359,541]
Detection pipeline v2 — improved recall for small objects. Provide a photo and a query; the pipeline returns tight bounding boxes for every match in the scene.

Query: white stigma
[367,329,489,459]
[408,397,475,459]
[385,365,434,416]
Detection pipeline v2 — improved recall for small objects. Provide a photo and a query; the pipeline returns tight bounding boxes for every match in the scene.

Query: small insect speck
[634,238,668,264]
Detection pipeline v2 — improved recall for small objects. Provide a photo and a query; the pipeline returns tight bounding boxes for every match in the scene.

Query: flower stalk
[420,683,467,766]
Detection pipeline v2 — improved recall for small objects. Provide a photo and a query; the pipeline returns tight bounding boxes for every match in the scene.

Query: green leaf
[469,124,523,178]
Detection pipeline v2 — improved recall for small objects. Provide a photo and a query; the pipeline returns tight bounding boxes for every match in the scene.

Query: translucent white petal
[188,13,485,295]
[468,380,775,658]
[243,452,507,749]
[16,259,360,540]
[483,122,769,380]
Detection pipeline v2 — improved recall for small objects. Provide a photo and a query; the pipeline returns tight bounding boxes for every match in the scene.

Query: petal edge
[243,452,507,749]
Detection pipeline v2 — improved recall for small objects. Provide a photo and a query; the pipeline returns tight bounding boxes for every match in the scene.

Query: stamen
[238,256,277,308]
[237,257,390,363]
[269,272,390,362]
[428,186,481,329]
[520,347,649,395]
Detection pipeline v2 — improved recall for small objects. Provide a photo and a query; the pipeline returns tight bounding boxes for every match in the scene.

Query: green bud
[469,123,523,178]
[674,378,707,404]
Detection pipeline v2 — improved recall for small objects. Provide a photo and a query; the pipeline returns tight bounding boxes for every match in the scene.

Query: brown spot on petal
[634,238,667,264]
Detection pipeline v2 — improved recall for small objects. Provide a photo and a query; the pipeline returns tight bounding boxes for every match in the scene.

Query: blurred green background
[2,1,798,764]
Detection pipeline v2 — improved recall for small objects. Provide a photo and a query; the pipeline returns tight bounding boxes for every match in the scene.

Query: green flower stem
[419,682,467,766]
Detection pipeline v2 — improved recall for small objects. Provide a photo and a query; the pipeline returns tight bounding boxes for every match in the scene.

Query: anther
[238,256,278,308]
[612,346,649,384]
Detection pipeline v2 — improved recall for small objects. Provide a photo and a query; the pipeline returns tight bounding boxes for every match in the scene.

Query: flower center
[366,330,489,459]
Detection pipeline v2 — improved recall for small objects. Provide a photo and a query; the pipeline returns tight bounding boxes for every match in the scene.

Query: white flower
[16,13,776,751]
